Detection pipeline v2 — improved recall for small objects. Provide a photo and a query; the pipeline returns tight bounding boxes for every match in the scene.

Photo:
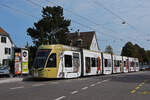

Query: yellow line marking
[139,84,143,87]
[138,91,148,95]
[131,90,136,94]
[135,86,140,90]
[130,80,148,94]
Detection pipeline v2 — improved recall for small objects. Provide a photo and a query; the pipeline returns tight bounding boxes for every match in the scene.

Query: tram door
[73,53,80,73]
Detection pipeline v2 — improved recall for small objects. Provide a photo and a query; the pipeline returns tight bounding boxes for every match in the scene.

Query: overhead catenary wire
[26,0,128,42]
[45,0,144,44]
[94,1,148,41]
[0,3,38,19]
[0,0,142,51]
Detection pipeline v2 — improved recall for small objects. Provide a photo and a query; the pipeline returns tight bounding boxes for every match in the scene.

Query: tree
[146,50,150,64]
[121,42,135,57]
[26,6,71,70]
[121,42,148,63]
[104,45,113,54]
[27,6,71,47]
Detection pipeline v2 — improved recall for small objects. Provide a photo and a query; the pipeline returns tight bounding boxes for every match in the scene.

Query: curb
[0,78,23,84]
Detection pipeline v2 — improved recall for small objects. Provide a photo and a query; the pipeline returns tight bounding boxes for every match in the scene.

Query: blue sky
[0,0,150,54]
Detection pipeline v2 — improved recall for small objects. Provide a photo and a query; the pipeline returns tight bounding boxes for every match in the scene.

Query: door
[73,53,80,73]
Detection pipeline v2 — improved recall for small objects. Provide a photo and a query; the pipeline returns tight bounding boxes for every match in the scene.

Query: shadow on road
[22,77,66,82]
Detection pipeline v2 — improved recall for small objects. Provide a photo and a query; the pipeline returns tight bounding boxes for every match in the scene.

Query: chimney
[77,29,80,37]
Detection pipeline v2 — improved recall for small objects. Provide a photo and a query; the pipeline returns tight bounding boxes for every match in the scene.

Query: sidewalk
[0,77,23,84]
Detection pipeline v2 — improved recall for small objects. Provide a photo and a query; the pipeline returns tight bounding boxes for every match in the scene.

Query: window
[9,48,11,55]
[5,48,11,55]
[5,48,9,54]
[46,53,57,68]
[114,60,120,67]
[64,55,72,67]
[91,58,96,67]
[136,62,139,67]
[33,49,51,68]
[130,62,134,67]
[124,61,126,67]
[2,59,9,66]
[86,57,91,73]
[104,59,108,67]
[104,59,112,67]
[1,37,6,43]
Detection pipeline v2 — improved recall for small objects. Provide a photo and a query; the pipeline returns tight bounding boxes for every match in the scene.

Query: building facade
[67,31,100,51]
[0,27,15,66]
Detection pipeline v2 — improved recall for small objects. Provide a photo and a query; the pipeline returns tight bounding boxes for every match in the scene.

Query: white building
[67,31,100,51]
[0,27,15,66]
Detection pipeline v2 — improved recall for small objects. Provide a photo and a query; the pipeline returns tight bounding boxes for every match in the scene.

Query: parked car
[0,66,11,77]
[140,65,150,71]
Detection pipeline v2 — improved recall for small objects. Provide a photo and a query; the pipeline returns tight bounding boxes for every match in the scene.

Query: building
[0,27,15,66]
[67,31,100,51]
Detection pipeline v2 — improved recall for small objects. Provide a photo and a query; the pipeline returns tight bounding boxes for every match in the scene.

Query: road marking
[102,79,109,82]
[10,86,24,90]
[135,86,140,90]
[54,96,66,100]
[32,83,45,87]
[138,91,149,95]
[131,90,136,94]
[90,84,95,87]
[51,82,59,84]
[130,80,148,94]
[82,87,88,90]
[71,91,78,94]
[139,84,143,87]
[97,81,102,84]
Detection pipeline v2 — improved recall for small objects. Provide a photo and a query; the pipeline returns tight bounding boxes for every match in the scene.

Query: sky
[0,0,150,54]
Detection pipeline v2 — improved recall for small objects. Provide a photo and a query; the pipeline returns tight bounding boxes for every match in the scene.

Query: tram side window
[136,62,139,67]
[86,57,91,73]
[124,61,126,67]
[46,53,56,67]
[65,55,72,67]
[131,62,134,67]
[91,58,96,67]
[114,60,120,67]
[105,59,112,67]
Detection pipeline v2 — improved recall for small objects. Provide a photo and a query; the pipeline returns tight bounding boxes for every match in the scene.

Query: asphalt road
[0,71,150,100]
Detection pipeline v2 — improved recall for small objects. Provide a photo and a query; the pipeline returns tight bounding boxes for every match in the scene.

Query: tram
[32,44,140,78]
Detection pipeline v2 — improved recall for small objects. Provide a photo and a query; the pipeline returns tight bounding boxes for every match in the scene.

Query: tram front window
[33,49,51,68]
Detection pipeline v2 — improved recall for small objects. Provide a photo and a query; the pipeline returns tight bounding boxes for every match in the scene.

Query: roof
[0,27,14,44]
[67,31,95,49]
[0,27,9,36]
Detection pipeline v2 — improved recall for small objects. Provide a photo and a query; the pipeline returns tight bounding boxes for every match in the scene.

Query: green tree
[26,6,71,71]
[121,42,135,57]
[146,50,150,64]
[104,45,113,54]
[121,42,148,63]
[134,44,147,63]
[27,6,71,47]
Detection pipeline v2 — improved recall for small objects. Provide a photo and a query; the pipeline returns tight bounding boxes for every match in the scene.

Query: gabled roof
[67,31,95,49]
[0,27,14,45]
[0,27,9,36]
